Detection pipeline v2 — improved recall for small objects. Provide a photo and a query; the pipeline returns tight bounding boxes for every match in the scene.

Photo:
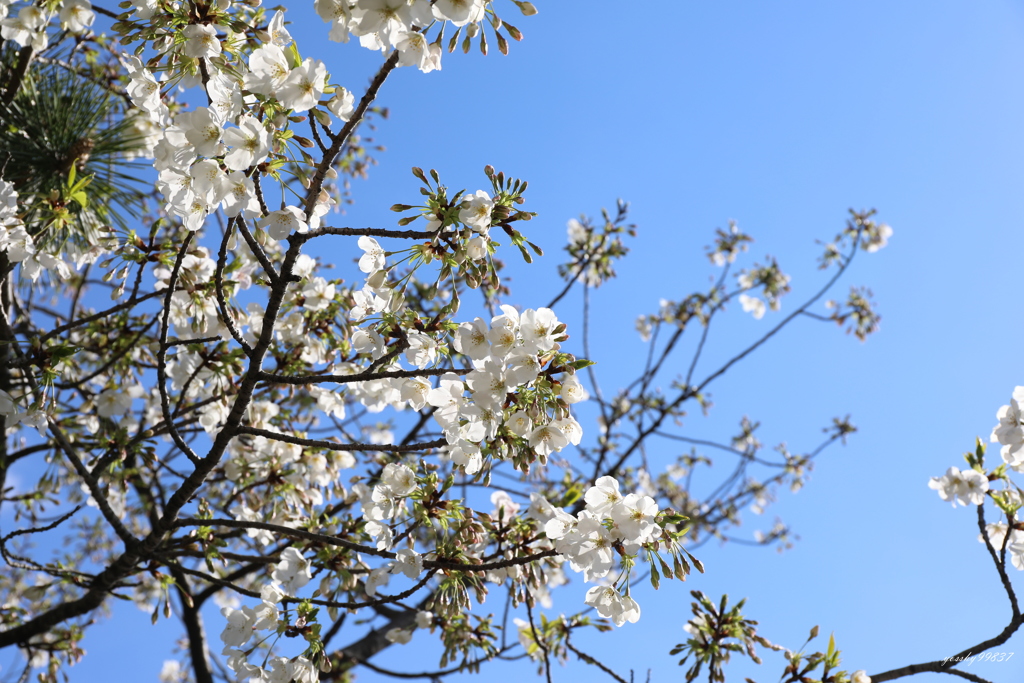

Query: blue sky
[13,1,1024,681]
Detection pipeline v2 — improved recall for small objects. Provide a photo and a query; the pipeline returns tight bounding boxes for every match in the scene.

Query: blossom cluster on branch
[0,1,895,682]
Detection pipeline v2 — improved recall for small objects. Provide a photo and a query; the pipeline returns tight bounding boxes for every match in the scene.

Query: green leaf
[286,41,302,69]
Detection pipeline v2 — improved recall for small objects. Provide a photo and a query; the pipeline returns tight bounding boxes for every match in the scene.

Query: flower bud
[515,1,538,15]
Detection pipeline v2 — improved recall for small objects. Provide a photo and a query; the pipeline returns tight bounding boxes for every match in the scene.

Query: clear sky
[14,2,1024,682]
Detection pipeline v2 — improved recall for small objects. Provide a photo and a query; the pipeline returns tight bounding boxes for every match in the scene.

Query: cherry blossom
[459,190,495,233]
[182,24,221,59]
[584,586,641,627]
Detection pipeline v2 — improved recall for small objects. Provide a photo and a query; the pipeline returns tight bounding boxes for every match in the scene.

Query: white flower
[506,351,540,387]
[96,387,134,418]
[178,107,223,158]
[928,466,989,508]
[223,116,270,171]
[247,45,291,96]
[850,671,871,683]
[182,24,221,59]
[610,493,660,546]
[490,490,520,519]
[127,65,163,114]
[390,548,423,579]
[381,463,417,497]
[352,0,432,43]
[301,277,336,311]
[260,584,285,605]
[190,159,229,204]
[584,476,623,516]
[453,318,491,360]
[1,6,48,49]
[738,293,766,320]
[560,375,588,404]
[991,387,1024,470]
[401,377,432,410]
[271,547,312,594]
[862,223,892,253]
[385,627,413,644]
[466,359,508,408]
[446,441,482,474]
[0,177,20,226]
[403,331,437,368]
[529,423,568,456]
[159,660,183,683]
[327,87,355,120]
[358,235,386,273]
[553,416,583,446]
[267,10,292,46]
[506,411,533,437]
[432,0,485,26]
[258,207,308,240]
[128,0,157,20]
[466,234,488,260]
[315,0,352,41]
[520,307,560,352]
[291,658,317,683]
[222,172,262,218]
[278,58,327,112]
[459,190,494,233]
[365,566,391,597]
[59,0,94,32]
[396,31,441,73]
[584,586,641,627]
[207,72,246,121]
[220,606,256,647]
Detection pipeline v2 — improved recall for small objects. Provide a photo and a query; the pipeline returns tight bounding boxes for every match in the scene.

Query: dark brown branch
[564,627,628,683]
[938,671,994,683]
[526,597,553,683]
[258,366,470,386]
[236,216,279,285]
[601,223,866,481]
[40,289,168,343]
[156,233,202,466]
[168,568,214,683]
[298,225,439,243]
[173,517,558,572]
[236,426,445,453]
[48,422,139,547]
[869,503,1024,682]
[302,52,399,218]
[1,46,33,107]
[213,216,253,354]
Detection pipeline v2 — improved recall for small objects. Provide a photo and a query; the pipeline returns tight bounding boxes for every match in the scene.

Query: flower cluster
[218,577,319,683]
[2,0,94,51]
[927,466,989,508]
[529,477,665,626]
